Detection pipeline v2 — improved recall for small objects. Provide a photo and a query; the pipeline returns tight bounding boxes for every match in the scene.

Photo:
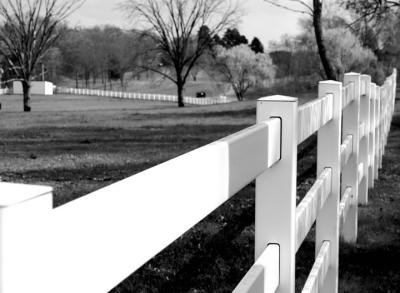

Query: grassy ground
[0,94,257,206]
[0,93,399,292]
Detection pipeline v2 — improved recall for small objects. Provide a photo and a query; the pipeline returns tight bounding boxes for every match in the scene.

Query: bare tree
[123,0,240,107]
[265,0,338,80]
[344,0,400,25]
[0,0,83,112]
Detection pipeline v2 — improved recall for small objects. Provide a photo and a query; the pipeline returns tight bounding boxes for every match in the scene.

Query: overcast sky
[67,0,302,48]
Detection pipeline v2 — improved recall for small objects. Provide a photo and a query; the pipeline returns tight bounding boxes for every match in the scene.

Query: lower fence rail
[295,168,332,252]
[339,187,353,231]
[233,245,280,293]
[301,241,331,293]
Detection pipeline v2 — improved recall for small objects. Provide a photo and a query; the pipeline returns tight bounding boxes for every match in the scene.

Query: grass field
[0,93,399,292]
[0,94,259,207]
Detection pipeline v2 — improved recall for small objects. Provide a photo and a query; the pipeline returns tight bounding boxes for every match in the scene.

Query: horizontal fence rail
[297,93,334,144]
[0,70,396,293]
[339,187,353,231]
[55,86,234,106]
[232,244,280,293]
[340,135,353,169]
[296,168,332,252]
[342,82,355,109]
[301,241,331,293]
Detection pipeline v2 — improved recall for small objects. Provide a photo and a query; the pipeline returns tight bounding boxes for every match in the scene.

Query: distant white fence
[0,70,396,293]
[55,86,234,105]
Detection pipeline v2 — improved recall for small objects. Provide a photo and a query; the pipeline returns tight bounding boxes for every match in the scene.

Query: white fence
[0,70,396,293]
[55,86,233,105]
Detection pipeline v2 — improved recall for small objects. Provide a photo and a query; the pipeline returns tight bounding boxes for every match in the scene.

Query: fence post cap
[319,80,342,85]
[361,74,372,81]
[0,182,52,207]
[344,72,361,76]
[258,95,297,102]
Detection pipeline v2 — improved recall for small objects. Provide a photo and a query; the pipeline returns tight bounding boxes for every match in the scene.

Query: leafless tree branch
[264,0,314,17]
[122,0,241,107]
[0,0,84,111]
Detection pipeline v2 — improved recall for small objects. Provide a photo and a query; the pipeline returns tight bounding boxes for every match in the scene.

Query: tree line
[0,0,399,111]
[55,26,267,90]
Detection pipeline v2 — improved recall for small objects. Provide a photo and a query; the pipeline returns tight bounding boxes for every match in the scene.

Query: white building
[13,81,54,95]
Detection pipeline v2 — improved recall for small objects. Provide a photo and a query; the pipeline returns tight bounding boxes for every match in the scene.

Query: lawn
[0,93,399,292]
[0,94,257,207]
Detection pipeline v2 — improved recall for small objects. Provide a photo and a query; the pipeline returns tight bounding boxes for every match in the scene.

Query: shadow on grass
[125,108,257,121]
[0,124,252,159]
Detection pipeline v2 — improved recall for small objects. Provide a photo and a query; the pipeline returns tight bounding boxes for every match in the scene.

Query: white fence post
[385,79,390,151]
[256,95,297,293]
[341,73,361,243]
[0,183,53,292]
[359,75,371,204]
[381,83,387,157]
[315,81,342,293]
[379,86,384,169]
[374,85,380,179]
[369,83,377,188]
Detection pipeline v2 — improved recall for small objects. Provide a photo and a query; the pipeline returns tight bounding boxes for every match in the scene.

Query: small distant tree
[103,28,147,89]
[0,0,83,112]
[189,25,214,81]
[198,25,214,49]
[123,0,240,107]
[58,28,86,89]
[214,44,275,101]
[41,47,63,83]
[221,28,248,48]
[250,37,264,53]
[212,34,224,47]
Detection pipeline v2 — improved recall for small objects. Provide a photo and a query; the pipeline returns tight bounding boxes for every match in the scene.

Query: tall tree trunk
[237,92,243,101]
[120,72,124,90]
[313,0,337,81]
[177,82,185,107]
[85,71,89,88]
[22,80,31,112]
[102,71,106,90]
[232,84,242,101]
